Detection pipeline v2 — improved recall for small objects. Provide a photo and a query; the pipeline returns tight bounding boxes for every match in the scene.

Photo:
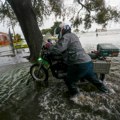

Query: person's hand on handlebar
[44,42,52,49]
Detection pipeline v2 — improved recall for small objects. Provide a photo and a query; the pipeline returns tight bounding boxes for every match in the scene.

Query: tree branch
[77,0,90,13]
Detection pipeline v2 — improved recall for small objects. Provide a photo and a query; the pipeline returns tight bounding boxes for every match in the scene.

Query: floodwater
[0,30,120,120]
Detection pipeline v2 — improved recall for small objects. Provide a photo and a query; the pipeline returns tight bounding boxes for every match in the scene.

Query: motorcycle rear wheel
[30,64,48,82]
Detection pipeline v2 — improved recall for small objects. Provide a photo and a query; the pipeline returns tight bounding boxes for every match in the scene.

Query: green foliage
[41,28,51,35]
[0,0,120,29]
[41,21,61,35]
[95,9,108,24]
[73,28,79,32]
[84,14,92,29]
[72,0,120,29]
[14,33,23,41]
[50,21,61,35]
[86,0,105,11]
[108,7,120,22]
[0,0,17,26]
[72,16,82,28]
[48,0,61,16]
[32,0,51,25]
[0,0,62,26]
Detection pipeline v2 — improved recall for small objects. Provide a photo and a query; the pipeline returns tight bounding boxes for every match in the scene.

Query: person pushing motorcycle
[46,22,109,100]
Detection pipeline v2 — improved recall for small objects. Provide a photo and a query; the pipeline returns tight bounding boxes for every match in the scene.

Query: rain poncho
[49,33,91,65]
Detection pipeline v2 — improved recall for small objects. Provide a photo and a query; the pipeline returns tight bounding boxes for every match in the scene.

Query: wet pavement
[0,60,120,120]
[0,30,120,120]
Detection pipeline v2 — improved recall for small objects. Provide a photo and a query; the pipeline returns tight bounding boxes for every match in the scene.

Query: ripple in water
[0,40,120,119]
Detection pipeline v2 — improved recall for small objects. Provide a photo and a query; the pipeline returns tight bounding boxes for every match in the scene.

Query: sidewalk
[0,46,30,66]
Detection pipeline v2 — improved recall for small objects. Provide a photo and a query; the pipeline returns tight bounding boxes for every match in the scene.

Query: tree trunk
[7,0,43,61]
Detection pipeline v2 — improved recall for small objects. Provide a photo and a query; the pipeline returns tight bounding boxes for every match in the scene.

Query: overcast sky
[0,0,120,37]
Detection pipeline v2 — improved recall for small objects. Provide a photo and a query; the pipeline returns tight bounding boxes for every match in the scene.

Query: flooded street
[0,30,120,120]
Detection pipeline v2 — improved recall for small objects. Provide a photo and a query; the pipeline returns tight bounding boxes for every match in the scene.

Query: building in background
[0,32,10,46]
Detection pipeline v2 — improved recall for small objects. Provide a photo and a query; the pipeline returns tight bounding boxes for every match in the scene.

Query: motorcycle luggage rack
[93,60,111,74]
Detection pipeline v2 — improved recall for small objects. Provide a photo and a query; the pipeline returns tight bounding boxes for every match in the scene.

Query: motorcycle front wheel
[30,64,48,82]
